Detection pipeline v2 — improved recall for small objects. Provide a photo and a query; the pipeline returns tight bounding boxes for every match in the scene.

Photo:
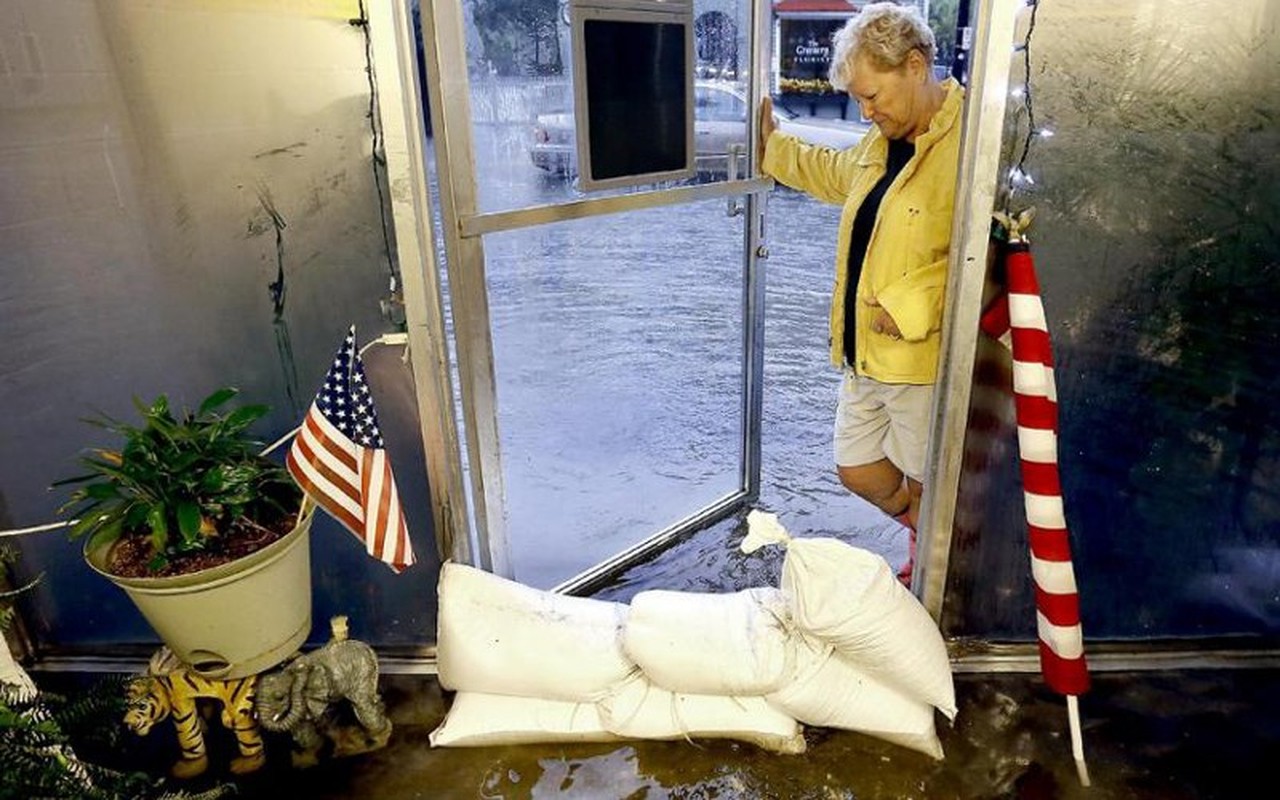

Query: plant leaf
[176,501,202,542]
[146,504,168,555]
[223,404,269,432]
[197,387,238,416]
[85,516,125,551]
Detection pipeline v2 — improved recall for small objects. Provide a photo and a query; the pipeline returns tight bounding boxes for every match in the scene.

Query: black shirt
[843,138,916,367]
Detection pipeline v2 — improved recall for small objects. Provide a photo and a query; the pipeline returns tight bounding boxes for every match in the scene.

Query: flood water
[89,667,1275,800]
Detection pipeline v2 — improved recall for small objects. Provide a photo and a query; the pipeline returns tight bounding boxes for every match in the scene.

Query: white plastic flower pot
[84,501,315,679]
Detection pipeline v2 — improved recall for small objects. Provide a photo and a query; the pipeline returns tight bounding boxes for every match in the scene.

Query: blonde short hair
[828,2,937,92]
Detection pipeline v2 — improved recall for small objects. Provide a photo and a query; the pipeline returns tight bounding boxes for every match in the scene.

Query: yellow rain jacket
[763,79,964,384]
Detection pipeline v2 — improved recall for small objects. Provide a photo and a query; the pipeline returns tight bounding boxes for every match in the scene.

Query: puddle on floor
[29,665,1278,800]
[83,668,1263,800]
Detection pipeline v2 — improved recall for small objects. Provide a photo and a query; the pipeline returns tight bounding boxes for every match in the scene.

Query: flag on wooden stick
[287,326,416,572]
[981,217,1091,786]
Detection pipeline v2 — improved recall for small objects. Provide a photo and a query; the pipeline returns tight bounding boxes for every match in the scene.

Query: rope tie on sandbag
[757,593,802,641]
[741,509,792,554]
[566,699,591,733]
[596,670,642,726]
[603,675,703,749]
[669,692,703,749]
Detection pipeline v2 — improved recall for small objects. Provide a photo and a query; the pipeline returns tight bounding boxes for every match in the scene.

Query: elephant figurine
[254,616,391,767]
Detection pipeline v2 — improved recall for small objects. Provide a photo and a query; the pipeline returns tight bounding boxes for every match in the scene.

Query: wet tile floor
[50,666,1279,800]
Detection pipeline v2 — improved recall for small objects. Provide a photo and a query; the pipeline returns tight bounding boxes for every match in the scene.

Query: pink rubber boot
[894,512,916,587]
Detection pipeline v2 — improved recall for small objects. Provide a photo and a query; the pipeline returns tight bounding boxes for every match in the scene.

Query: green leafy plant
[0,548,131,800]
[0,677,156,800]
[55,388,302,573]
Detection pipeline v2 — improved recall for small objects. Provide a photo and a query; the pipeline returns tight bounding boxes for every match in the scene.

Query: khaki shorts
[833,369,935,482]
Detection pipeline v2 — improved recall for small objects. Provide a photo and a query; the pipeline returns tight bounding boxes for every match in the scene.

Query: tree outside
[928,0,961,71]
[471,0,564,76]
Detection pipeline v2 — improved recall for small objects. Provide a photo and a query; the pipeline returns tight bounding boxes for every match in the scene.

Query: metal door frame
[409,0,774,592]
[375,0,1023,605]
[366,1,471,570]
[916,0,1021,619]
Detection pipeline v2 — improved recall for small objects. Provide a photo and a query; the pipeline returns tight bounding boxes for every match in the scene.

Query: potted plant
[56,388,314,680]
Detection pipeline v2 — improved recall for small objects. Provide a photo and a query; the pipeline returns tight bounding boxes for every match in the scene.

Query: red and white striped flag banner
[980,217,1091,786]
[287,325,416,573]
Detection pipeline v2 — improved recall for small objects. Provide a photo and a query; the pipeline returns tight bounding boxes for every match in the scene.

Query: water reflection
[573,185,910,598]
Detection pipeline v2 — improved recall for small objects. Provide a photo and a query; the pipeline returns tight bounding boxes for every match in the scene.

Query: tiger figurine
[124,647,265,779]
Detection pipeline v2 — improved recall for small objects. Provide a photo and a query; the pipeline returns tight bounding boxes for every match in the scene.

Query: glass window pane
[468,0,756,212]
[588,185,912,602]
[485,199,747,588]
[946,0,1280,640]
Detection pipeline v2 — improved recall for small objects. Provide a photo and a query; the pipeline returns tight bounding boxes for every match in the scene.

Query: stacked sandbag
[615,586,808,754]
[622,587,796,695]
[743,509,955,759]
[431,562,630,746]
[429,691,620,747]
[435,561,636,702]
[430,562,805,753]
[598,672,806,755]
[766,632,944,758]
[432,519,956,760]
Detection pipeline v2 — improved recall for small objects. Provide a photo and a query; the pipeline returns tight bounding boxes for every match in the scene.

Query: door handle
[726,143,745,217]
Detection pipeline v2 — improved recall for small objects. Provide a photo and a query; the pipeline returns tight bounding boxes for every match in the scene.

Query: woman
[760,3,963,583]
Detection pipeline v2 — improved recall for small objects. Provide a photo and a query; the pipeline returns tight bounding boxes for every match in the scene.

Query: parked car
[529,81,868,179]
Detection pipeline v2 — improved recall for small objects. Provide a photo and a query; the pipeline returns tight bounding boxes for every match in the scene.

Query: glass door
[421,0,772,591]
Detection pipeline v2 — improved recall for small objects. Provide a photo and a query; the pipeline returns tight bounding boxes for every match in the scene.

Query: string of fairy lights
[1002,0,1047,214]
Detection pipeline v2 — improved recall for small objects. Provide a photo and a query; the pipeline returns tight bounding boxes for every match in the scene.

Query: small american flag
[287,326,415,572]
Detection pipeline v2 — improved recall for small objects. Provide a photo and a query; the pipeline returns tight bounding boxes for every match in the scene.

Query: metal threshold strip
[460,178,774,238]
[551,490,752,597]
[950,639,1280,673]
[29,645,441,677]
[29,640,1280,678]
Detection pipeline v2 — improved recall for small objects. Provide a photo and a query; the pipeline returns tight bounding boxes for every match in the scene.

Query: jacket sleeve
[875,255,948,342]
[762,131,863,206]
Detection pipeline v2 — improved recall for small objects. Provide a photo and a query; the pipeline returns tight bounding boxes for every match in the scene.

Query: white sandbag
[623,587,797,695]
[436,562,637,702]
[743,510,957,719]
[598,673,806,755]
[428,691,620,747]
[766,634,944,759]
